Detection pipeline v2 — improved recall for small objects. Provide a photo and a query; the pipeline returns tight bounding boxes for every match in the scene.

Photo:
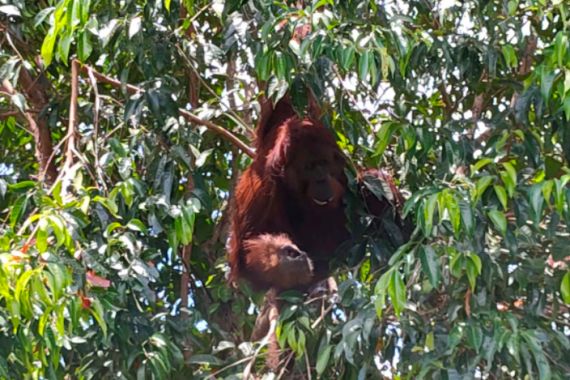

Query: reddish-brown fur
[243,234,314,290]
[228,97,406,291]
[228,97,349,290]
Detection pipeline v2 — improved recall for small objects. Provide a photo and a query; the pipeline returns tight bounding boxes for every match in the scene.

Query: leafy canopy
[0,0,569,379]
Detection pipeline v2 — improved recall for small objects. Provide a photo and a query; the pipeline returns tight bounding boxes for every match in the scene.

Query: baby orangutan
[243,234,314,291]
[244,234,314,372]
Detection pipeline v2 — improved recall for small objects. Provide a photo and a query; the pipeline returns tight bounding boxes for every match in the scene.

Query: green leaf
[501,162,517,197]
[167,228,178,252]
[340,45,356,71]
[564,97,570,121]
[374,122,401,158]
[374,269,395,294]
[425,331,434,351]
[542,180,553,206]
[127,218,146,233]
[296,330,306,358]
[274,52,287,80]
[459,200,474,236]
[9,180,36,191]
[358,51,369,81]
[502,44,518,68]
[467,252,482,274]
[449,248,464,278]
[55,304,65,338]
[554,177,568,214]
[507,0,518,16]
[94,195,119,217]
[80,0,91,23]
[379,46,391,79]
[465,253,482,290]
[473,175,494,203]
[49,214,68,248]
[368,51,379,85]
[388,270,406,317]
[466,324,483,353]
[287,326,297,352]
[46,264,68,301]
[70,0,81,28]
[38,307,51,336]
[562,272,570,304]
[164,0,171,11]
[374,269,392,318]
[488,209,507,235]
[90,298,107,337]
[8,299,20,332]
[36,218,49,253]
[494,185,508,210]
[374,293,386,319]
[34,7,54,27]
[41,26,57,66]
[554,31,568,68]
[445,192,461,236]
[472,157,493,172]
[528,184,544,223]
[15,269,36,304]
[521,331,551,380]
[540,67,556,103]
[77,30,92,61]
[423,193,438,235]
[545,156,562,179]
[419,245,440,288]
[9,195,28,228]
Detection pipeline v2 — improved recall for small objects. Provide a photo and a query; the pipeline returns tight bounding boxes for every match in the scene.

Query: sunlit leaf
[389,270,406,317]
[561,272,570,304]
[488,209,507,235]
[419,245,440,288]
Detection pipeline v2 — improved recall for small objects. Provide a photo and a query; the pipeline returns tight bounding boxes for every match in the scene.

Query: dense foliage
[1,0,569,378]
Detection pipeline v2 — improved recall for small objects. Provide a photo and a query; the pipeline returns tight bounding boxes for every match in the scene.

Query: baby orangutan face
[243,234,314,291]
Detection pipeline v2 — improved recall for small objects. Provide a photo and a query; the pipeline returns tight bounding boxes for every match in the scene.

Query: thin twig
[311,303,334,329]
[85,65,107,192]
[304,351,312,380]
[276,351,295,380]
[243,318,276,379]
[178,2,212,29]
[0,110,20,119]
[205,352,267,379]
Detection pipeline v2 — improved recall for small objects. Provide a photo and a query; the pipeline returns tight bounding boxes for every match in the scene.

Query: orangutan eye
[283,246,301,258]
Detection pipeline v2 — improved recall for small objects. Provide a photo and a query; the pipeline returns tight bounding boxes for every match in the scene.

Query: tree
[0,0,569,378]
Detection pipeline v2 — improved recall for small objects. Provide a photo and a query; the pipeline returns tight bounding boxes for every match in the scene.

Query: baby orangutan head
[243,234,314,291]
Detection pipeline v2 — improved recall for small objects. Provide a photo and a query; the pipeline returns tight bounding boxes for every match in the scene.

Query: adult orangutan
[228,95,405,291]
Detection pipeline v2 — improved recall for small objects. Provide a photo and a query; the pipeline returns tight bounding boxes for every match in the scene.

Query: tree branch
[2,74,57,183]
[77,63,255,157]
